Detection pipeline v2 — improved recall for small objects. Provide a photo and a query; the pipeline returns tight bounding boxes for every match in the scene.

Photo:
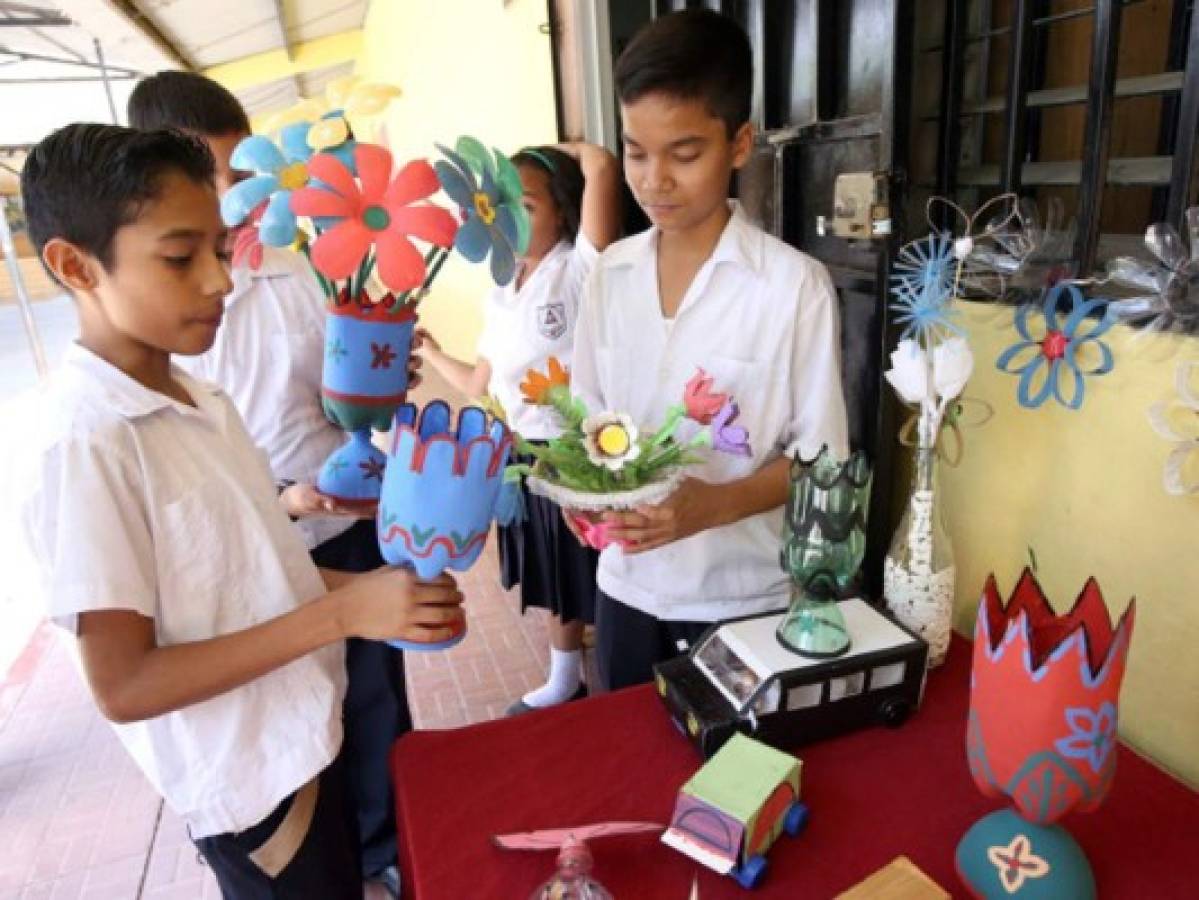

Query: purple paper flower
[1054,702,1117,774]
[712,401,751,457]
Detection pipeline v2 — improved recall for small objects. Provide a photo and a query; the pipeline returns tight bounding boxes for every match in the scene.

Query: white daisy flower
[582,412,641,471]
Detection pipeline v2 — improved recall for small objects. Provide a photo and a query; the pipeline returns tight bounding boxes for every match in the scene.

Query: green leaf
[412,524,435,547]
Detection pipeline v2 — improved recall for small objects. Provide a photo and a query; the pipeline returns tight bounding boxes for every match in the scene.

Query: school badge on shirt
[536,302,567,340]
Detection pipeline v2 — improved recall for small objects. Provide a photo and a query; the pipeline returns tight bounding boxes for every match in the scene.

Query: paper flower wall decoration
[435,136,530,285]
[1106,207,1199,334]
[925,193,1023,301]
[979,196,1077,299]
[889,232,962,345]
[1148,360,1199,495]
[290,144,457,293]
[996,282,1115,410]
[220,134,313,246]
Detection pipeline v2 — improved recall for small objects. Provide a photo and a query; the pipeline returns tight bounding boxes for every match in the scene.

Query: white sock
[522,647,582,708]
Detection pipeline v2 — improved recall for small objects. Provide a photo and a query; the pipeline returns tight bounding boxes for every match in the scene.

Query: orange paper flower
[520,357,570,405]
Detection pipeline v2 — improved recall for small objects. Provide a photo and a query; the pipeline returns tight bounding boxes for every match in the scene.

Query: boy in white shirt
[12,123,463,898]
[126,72,411,896]
[570,9,850,689]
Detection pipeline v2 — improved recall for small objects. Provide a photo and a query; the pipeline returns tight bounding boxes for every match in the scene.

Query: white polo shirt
[477,235,598,440]
[571,203,849,622]
[175,247,350,550]
[11,344,346,838]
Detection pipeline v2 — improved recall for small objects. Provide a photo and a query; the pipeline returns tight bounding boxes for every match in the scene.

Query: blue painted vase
[378,400,512,651]
[321,293,416,433]
[316,430,387,506]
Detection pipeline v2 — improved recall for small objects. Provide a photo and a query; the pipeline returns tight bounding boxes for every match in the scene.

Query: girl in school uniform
[419,142,621,712]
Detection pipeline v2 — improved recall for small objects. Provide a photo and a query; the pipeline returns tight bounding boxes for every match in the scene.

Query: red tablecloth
[392,637,1199,899]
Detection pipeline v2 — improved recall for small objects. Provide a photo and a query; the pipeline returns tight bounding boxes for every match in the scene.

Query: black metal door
[723,0,912,595]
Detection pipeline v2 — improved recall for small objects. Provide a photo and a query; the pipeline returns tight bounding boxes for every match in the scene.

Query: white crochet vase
[883,438,955,668]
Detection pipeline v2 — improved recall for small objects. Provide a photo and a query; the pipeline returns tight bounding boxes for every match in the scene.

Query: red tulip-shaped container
[956,569,1135,899]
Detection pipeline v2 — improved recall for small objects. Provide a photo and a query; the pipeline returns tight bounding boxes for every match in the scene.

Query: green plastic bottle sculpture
[776,447,872,658]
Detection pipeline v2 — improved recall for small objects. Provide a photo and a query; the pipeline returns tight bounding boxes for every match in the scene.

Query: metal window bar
[920,0,1147,52]
[1167,2,1199,227]
[1001,0,1037,194]
[934,0,967,225]
[1073,0,1123,275]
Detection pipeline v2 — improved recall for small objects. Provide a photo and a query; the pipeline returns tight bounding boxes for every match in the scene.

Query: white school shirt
[476,235,598,440]
[175,246,351,550]
[11,344,346,838]
[571,203,850,622]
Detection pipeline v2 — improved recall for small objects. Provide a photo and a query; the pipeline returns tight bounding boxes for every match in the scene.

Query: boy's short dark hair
[511,147,585,242]
[21,124,215,276]
[614,9,752,137]
[127,70,250,135]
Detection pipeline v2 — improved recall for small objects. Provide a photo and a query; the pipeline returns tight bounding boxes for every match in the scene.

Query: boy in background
[570,9,849,688]
[127,72,409,895]
[12,123,462,897]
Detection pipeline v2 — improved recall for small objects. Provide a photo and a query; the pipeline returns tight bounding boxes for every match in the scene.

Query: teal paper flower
[434,136,530,285]
[996,282,1115,410]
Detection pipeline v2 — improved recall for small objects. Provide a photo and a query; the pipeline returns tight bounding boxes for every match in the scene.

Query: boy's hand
[281,483,376,519]
[338,568,465,643]
[406,330,425,389]
[602,479,723,553]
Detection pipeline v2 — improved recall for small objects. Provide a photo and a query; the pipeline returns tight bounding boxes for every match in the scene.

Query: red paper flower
[290,144,458,292]
[683,368,729,425]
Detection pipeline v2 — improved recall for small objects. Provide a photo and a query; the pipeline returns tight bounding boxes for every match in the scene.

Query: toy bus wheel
[783,801,810,837]
[880,698,911,727]
[733,855,768,889]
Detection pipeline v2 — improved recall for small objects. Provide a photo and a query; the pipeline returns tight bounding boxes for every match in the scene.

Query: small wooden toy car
[662,733,807,889]
[654,599,928,758]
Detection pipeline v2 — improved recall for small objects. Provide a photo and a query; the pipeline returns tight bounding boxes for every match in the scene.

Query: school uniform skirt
[498,449,599,624]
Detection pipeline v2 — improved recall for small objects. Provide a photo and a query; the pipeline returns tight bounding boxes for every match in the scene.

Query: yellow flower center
[278,162,309,191]
[597,424,631,457]
[473,192,496,225]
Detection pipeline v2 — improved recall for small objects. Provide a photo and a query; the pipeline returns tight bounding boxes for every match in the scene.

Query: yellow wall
[354,0,558,360]
[942,302,1199,786]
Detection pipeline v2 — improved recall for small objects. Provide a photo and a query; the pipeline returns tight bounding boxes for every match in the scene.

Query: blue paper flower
[220,129,312,246]
[1054,702,1117,774]
[890,232,963,344]
[434,139,529,286]
[996,283,1115,410]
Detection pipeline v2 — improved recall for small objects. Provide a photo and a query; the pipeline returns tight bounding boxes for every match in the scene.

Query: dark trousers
[594,588,710,691]
[310,519,412,878]
[195,753,361,899]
